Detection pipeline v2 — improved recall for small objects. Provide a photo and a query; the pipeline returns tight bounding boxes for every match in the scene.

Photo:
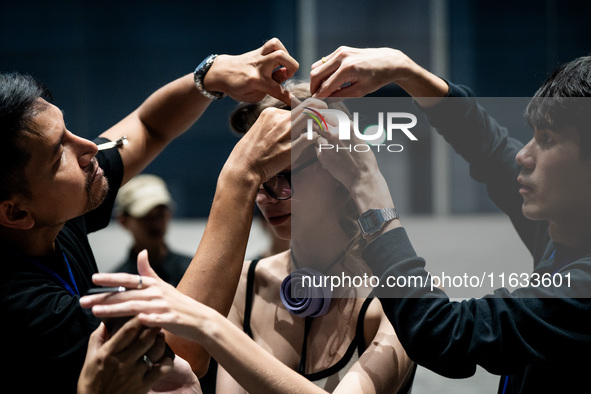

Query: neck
[548,219,591,250]
[0,223,63,257]
[291,227,350,273]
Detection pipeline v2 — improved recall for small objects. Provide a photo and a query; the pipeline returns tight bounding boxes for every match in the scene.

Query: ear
[0,200,35,230]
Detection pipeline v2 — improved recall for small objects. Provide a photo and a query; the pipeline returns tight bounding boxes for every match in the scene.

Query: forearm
[170,166,260,375]
[136,73,211,142]
[199,309,325,394]
[389,51,449,107]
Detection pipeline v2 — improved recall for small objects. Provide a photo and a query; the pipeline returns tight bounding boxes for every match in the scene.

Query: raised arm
[171,107,295,375]
[100,38,298,185]
[310,46,448,107]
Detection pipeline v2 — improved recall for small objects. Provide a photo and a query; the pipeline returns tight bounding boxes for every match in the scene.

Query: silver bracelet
[193,54,226,100]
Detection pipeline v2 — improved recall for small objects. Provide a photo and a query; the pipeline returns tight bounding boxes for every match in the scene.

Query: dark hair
[0,72,52,201]
[525,56,591,157]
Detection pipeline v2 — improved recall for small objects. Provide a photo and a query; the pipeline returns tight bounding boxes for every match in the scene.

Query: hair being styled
[525,56,591,157]
[0,72,52,201]
[230,81,368,262]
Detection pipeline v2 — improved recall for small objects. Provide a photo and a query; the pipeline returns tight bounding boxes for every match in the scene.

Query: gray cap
[115,174,173,218]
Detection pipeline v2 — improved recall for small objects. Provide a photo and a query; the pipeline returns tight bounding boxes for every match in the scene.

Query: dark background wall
[2,0,590,216]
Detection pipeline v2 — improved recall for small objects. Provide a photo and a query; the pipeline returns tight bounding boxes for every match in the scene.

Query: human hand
[313,109,395,213]
[77,318,173,394]
[148,355,202,394]
[310,46,408,98]
[223,106,293,186]
[205,38,298,106]
[80,251,210,344]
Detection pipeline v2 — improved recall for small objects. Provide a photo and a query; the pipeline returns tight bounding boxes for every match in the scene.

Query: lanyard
[0,243,80,297]
[29,252,80,297]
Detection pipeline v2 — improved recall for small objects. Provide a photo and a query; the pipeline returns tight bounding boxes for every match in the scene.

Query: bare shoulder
[363,298,394,346]
[230,251,291,324]
[252,250,291,288]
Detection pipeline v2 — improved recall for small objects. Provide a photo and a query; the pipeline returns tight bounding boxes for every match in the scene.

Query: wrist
[349,174,394,214]
[218,161,261,197]
[194,54,226,100]
[203,54,230,95]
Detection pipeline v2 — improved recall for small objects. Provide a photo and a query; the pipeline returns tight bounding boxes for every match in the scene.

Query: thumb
[137,249,159,279]
[87,323,109,353]
[263,77,293,107]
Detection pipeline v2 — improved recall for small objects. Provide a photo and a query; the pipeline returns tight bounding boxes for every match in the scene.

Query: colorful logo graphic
[303,107,328,133]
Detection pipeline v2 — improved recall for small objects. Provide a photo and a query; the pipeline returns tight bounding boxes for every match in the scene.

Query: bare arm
[310,46,449,107]
[170,107,293,375]
[99,38,298,186]
[81,270,413,394]
[334,300,414,394]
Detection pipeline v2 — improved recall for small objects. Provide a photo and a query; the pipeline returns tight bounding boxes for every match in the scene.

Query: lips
[267,213,291,226]
[517,175,533,194]
[86,158,103,188]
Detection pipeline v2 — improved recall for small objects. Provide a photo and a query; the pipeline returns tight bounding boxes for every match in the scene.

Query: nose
[71,132,98,168]
[516,138,535,170]
[256,186,279,205]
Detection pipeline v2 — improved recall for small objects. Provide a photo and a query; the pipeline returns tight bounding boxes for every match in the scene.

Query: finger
[143,357,174,388]
[323,83,366,99]
[124,326,161,361]
[312,70,354,98]
[137,249,160,280]
[92,272,155,289]
[311,51,336,70]
[144,331,167,363]
[260,37,288,55]
[103,317,145,353]
[263,78,293,107]
[87,322,110,353]
[310,60,341,95]
[261,50,299,79]
[272,67,289,84]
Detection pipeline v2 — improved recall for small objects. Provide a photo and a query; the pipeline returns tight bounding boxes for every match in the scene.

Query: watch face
[359,210,384,234]
[363,212,379,228]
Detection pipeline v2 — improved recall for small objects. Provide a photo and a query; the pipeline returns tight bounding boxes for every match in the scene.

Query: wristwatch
[358,208,399,237]
[193,54,226,100]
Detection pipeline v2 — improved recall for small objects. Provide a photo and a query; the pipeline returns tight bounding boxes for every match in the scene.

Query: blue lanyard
[29,252,80,297]
[0,244,80,297]
[501,375,510,393]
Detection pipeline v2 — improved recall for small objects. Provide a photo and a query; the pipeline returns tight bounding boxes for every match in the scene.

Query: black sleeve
[83,137,124,233]
[417,83,539,255]
[363,228,591,378]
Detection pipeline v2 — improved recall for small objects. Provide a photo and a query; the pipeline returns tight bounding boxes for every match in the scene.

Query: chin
[521,204,545,221]
[85,179,109,212]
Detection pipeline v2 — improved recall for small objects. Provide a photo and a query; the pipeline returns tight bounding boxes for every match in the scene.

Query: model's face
[516,126,591,224]
[256,151,344,241]
[21,99,108,227]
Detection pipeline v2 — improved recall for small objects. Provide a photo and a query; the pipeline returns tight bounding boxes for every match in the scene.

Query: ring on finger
[321,56,327,64]
[143,354,154,368]
[137,275,143,289]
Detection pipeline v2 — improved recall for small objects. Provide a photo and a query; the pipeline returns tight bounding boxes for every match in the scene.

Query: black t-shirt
[0,138,123,393]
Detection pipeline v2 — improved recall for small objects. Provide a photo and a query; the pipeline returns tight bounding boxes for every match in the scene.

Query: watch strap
[194,54,226,100]
[358,208,399,236]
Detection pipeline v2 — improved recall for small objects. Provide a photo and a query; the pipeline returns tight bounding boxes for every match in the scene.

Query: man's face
[516,126,591,225]
[121,205,171,247]
[21,99,108,227]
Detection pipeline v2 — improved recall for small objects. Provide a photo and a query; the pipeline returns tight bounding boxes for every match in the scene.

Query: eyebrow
[49,110,66,160]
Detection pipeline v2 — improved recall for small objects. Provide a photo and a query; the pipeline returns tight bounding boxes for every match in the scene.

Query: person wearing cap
[112,174,190,287]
